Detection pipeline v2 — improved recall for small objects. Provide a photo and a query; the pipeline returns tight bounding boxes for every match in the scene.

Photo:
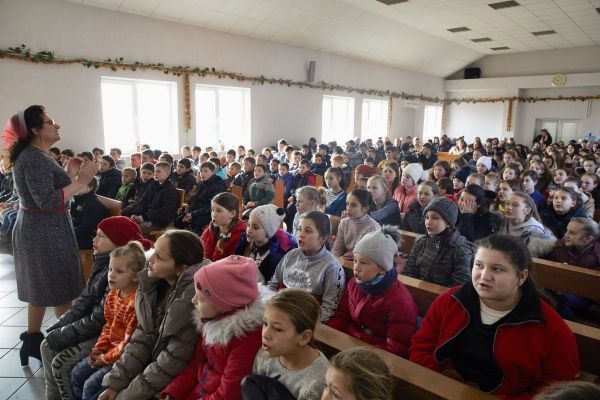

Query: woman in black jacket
[41,216,152,400]
[458,184,502,242]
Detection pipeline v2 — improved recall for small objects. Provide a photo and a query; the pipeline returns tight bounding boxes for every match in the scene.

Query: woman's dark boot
[19,331,44,366]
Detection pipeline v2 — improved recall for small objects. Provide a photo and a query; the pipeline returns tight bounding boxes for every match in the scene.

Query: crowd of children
[4,128,600,399]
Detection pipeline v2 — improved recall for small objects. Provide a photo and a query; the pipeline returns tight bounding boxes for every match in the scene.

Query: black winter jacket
[401,201,427,234]
[174,171,196,195]
[97,168,122,199]
[188,175,227,218]
[71,191,109,250]
[45,253,110,350]
[458,207,502,243]
[128,179,178,227]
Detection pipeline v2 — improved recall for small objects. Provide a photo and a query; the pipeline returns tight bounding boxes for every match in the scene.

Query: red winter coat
[161,287,269,400]
[200,219,247,261]
[328,278,418,357]
[409,282,579,400]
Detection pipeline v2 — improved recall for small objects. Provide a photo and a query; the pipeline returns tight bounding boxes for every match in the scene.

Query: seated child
[235,205,297,283]
[355,176,368,190]
[242,289,329,400]
[541,186,587,239]
[401,181,437,234]
[436,177,456,203]
[115,168,136,205]
[521,170,546,213]
[329,227,418,356]
[99,230,210,400]
[242,164,275,219]
[200,192,247,261]
[409,234,579,398]
[311,153,327,176]
[71,178,109,250]
[285,186,327,234]
[42,217,151,399]
[323,167,347,217]
[276,162,293,200]
[122,162,154,210]
[174,158,196,195]
[227,161,241,184]
[332,189,380,258]
[269,211,345,323]
[563,176,594,218]
[209,157,228,181]
[122,162,179,233]
[368,175,402,226]
[322,348,393,400]
[394,163,423,214]
[490,180,516,214]
[71,242,146,400]
[404,197,474,287]
[176,161,227,233]
[161,256,269,400]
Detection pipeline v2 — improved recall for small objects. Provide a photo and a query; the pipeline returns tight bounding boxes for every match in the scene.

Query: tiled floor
[0,250,57,399]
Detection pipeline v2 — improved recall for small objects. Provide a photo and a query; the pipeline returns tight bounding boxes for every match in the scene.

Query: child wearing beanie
[394,163,423,214]
[42,216,152,400]
[404,197,475,287]
[476,156,493,175]
[235,205,297,283]
[328,227,418,357]
[162,256,272,400]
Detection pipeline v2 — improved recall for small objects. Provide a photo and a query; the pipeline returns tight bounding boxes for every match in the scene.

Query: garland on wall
[182,72,191,132]
[1,44,599,120]
[506,100,513,132]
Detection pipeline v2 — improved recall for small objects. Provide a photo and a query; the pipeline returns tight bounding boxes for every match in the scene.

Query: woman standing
[4,105,98,365]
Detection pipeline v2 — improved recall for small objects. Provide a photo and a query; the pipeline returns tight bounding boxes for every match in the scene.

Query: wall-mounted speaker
[464,67,481,79]
[308,61,316,82]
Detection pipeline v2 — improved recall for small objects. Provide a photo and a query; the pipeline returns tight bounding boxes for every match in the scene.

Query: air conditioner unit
[402,100,421,109]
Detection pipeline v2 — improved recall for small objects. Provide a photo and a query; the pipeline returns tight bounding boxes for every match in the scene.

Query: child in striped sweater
[70,242,146,400]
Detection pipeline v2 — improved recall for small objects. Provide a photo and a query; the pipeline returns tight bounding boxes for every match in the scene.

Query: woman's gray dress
[13,146,83,307]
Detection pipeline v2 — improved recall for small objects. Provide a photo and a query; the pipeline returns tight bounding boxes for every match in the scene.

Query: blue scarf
[357,268,398,296]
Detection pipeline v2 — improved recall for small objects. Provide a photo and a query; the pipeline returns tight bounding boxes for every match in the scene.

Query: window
[195,85,251,151]
[100,77,179,154]
[322,95,355,144]
[361,99,388,140]
[423,105,443,139]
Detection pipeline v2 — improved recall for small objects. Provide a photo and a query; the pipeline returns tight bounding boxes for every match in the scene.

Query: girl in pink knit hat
[162,255,272,400]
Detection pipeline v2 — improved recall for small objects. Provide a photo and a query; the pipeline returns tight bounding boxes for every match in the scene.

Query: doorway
[534,119,581,144]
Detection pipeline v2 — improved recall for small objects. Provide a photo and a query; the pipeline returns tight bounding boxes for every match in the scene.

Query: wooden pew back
[97,195,122,216]
[315,323,497,400]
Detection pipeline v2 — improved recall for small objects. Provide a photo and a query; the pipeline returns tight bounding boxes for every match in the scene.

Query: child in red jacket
[200,192,247,261]
[161,256,271,400]
[409,234,579,399]
[328,226,418,357]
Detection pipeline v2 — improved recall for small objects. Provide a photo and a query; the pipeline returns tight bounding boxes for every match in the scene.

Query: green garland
[1,45,599,105]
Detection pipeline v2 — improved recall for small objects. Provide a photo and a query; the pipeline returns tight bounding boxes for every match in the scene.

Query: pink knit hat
[193,255,259,312]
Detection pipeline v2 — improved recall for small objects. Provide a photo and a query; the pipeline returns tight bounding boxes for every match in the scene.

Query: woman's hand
[98,388,118,400]
[76,160,99,185]
[66,157,83,179]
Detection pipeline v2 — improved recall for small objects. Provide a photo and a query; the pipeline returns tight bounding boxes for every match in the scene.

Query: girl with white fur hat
[235,205,297,283]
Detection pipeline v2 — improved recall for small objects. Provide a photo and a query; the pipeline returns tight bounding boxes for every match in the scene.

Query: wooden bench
[273,179,284,209]
[314,174,324,188]
[437,152,460,163]
[97,195,122,216]
[315,323,497,400]
[79,249,94,284]
[396,230,600,304]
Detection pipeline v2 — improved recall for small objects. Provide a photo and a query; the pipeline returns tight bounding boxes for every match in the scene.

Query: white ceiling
[63,0,600,77]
